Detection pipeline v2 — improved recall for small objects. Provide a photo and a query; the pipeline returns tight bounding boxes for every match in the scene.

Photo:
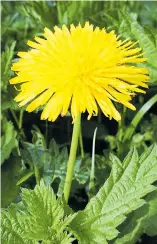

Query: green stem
[19,109,23,129]
[79,123,85,159]
[89,127,97,196]
[117,106,127,147]
[45,120,48,148]
[34,166,40,185]
[98,109,102,124]
[10,108,26,139]
[19,109,26,139]
[64,113,81,202]
[118,106,126,130]
[10,109,19,129]
[123,94,157,142]
[15,140,25,167]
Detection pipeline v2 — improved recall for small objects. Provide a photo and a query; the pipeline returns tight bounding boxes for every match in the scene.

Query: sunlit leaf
[1,181,76,244]
[70,144,157,243]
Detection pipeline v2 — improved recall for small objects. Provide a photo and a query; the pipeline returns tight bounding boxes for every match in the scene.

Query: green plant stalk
[118,105,127,130]
[97,109,102,124]
[10,110,26,165]
[64,113,81,202]
[16,171,34,186]
[19,110,23,129]
[117,106,127,156]
[89,127,97,196]
[15,140,25,167]
[45,120,48,148]
[123,94,157,142]
[10,108,26,139]
[34,166,40,185]
[79,123,85,159]
[19,109,26,139]
[10,109,19,129]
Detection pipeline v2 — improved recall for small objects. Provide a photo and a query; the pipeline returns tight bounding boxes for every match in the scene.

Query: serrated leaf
[20,129,90,190]
[56,153,90,197]
[94,153,111,192]
[1,41,16,91]
[1,117,17,164]
[2,204,35,244]
[113,190,157,244]
[1,181,76,244]
[69,144,157,243]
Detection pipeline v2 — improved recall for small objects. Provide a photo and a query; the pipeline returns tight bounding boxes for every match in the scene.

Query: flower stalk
[64,113,81,202]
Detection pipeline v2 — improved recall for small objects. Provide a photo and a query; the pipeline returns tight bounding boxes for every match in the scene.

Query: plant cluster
[1,1,157,244]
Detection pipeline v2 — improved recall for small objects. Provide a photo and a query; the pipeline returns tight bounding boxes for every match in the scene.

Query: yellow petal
[9,23,149,122]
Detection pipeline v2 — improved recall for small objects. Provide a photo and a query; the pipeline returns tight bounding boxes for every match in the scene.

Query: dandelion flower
[10,22,149,122]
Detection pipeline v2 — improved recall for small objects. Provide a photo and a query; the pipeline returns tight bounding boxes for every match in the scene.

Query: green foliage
[1,1,157,243]
[18,128,90,194]
[118,11,157,84]
[1,116,17,164]
[1,41,16,91]
[140,114,157,144]
[114,190,157,244]
[15,1,57,29]
[118,94,157,157]
[106,95,157,158]
[2,145,157,243]
[1,41,18,110]
[1,157,21,207]
[56,1,104,26]
[69,144,157,243]
[1,181,76,244]
[100,3,157,83]
[144,190,157,236]
[130,113,157,153]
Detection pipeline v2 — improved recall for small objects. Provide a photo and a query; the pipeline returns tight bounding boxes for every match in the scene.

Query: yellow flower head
[10,22,149,122]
